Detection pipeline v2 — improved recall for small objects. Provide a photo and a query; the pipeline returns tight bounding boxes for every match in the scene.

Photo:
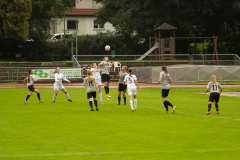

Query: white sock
[65,93,70,100]
[99,92,103,101]
[130,100,134,110]
[53,95,57,101]
[134,99,137,110]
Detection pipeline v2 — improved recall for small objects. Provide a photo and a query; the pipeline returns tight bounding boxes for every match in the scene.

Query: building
[49,0,115,35]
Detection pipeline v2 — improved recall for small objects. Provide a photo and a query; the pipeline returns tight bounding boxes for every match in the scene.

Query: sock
[53,95,57,101]
[208,104,212,112]
[134,99,137,110]
[215,103,219,111]
[118,96,121,104]
[25,95,30,101]
[94,100,98,108]
[130,100,134,110]
[104,86,108,94]
[124,96,126,104]
[163,101,169,111]
[99,92,102,101]
[65,93,70,100]
[107,87,109,94]
[89,101,93,109]
[165,100,173,107]
[37,93,40,100]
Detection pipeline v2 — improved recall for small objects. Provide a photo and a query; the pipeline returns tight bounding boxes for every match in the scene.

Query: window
[94,20,104,29]
[67,20,78,29]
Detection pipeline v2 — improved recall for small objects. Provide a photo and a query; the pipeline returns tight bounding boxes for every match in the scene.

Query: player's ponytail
[53,67,59,74]
[128,68,133,77]
[211,75,216,84]
[87,70,93,82]
[162,65,168,74]
[27,70,32,83]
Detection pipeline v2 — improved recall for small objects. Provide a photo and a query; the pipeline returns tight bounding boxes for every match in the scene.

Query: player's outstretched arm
[203,89,209,95]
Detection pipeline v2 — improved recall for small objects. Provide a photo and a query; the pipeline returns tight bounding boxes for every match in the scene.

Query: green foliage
[0,87,240,159]
[95,0,240,55]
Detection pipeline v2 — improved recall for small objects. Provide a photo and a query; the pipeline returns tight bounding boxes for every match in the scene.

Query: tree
[95,0,240,54]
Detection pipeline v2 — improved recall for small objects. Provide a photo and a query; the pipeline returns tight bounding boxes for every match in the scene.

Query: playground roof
[154,23,177,30]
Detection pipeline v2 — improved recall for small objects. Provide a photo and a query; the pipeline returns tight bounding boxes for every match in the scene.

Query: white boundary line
[1,148,240,157]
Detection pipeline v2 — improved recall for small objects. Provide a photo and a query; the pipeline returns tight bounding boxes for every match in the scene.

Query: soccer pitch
[0,87,240,160]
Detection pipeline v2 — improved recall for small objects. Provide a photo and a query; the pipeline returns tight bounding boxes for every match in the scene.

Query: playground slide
[136,42,159,61]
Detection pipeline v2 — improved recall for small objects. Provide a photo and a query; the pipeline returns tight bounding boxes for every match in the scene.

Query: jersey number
[212,85,217,91]
[128,77,133,83]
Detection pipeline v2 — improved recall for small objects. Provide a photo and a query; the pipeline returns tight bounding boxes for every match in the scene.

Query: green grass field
[0,87,240,160]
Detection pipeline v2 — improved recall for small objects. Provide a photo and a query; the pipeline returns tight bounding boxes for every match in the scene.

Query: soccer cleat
[166,111,168,113]
[39,100,44,103]
[24,100,27,105]
[216,111,220,114]
[52,101,55,103]
[206,111,211,115]
[107,94,111,98]
[68,99,73,102]
[100,101,104,105]
[96,108,99,111]
[91,108,94,111]
[105,95,110,100]
[172,106,177,113]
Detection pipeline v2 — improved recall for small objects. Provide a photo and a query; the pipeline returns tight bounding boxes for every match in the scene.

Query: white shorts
[54,82,65,91]
[127,88,137,96]
[95,79,102,86]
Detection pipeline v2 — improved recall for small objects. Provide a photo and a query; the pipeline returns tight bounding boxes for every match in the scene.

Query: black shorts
[87,91,97,99]
[101,74,110,83]
[118,83,127,92]
[28,85,35,92]
[209,92,220,103]
[162,89,170,98]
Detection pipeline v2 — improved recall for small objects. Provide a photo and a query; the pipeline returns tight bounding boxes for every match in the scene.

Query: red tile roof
[65,8,99,16]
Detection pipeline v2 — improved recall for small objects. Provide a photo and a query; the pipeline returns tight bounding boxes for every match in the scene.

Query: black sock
[163,101,169,111]
[104,86,108,94]
[94,100,98,108]
[106,87,109,94]
[118,96,120,104]
[215,103,219,111]
[37,93,40,100]
[89,101,93,109]
[26,95,30,101]
[208,104,212,112]
[165,100,173,107]
[124,96,126,104]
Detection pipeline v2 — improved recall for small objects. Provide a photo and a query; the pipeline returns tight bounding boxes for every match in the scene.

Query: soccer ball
[105,45,111,51]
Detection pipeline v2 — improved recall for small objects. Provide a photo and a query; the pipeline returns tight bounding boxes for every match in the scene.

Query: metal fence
[134,65,240,83]
[73,54,240,67]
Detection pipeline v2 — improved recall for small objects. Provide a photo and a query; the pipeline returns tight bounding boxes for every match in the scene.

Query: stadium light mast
[75,20,79,60]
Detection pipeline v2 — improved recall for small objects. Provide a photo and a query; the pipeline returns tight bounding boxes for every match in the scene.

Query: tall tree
[95,0,240,45]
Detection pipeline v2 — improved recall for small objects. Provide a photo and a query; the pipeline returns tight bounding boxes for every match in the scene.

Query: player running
[91,63,103,105]
[203,75,223,115]
[98,57,113,100]
[23,70,44,104]
[157,66,176,113]
[52,67,72,102]
[117,66,128,105]
[124,68,141,112]
[84,70,99,111]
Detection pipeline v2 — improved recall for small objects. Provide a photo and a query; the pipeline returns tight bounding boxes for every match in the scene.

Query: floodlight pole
[76,20,79,60]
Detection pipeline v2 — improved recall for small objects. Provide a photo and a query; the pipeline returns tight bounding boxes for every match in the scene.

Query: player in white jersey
[203,75,223,115]
[23,70,43,104]
[98,57,113,100]
[91,63,103,104]
[84,70,99,111]
[52,67,72,102]
[118,66,128,105]
[124,68,141,112]
[157,66,176,113]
